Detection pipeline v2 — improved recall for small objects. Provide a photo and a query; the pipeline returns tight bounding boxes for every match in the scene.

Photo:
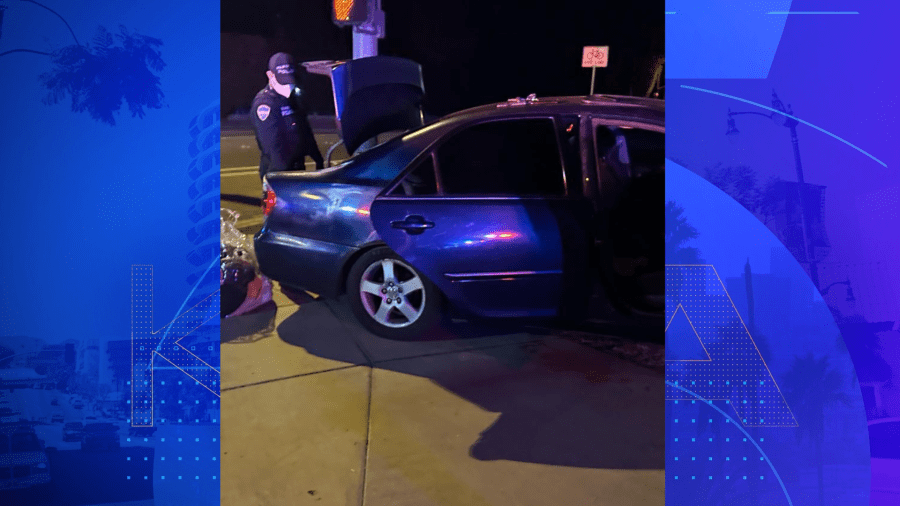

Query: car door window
[595,125,664,185]
[620,127,664,179]
[436,118,565,196]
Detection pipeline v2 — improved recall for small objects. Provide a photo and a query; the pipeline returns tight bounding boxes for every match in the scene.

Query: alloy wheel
[358,258,426,328]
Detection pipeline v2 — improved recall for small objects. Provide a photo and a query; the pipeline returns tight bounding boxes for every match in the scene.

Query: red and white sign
[582,46,609,68]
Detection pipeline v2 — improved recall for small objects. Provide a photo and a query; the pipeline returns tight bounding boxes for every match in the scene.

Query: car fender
[336,239,385,296]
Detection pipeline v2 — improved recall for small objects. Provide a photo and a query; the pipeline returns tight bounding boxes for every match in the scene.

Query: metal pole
[744,259,755,335]
[590,66,596,95]
[352,29,377,59]
[788,124,820,290]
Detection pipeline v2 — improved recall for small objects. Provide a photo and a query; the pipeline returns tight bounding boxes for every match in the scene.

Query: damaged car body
[255,56,663,338]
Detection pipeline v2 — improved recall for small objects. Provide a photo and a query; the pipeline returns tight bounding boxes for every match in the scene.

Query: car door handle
[391,215,434,235]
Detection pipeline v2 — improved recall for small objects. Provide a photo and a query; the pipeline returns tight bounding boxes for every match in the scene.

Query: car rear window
[341,136,421,183]
[387,154,438,196]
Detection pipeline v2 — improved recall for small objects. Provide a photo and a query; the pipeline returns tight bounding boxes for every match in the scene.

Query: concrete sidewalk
[221,287,664,506]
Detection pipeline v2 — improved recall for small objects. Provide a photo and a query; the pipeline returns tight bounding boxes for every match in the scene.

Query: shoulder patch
[256,104,271,121]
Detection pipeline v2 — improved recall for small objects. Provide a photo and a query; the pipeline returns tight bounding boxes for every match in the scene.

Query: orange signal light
[334,0,353,21]
[333,0,368,24]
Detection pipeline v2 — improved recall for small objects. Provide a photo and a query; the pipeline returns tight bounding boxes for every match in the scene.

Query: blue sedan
[255,94,663,338]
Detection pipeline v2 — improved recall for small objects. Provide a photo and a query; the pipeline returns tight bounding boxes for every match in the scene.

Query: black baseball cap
[268,52,296,85]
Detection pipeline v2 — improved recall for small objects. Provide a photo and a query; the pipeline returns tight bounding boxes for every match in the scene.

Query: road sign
[582,46,609,68]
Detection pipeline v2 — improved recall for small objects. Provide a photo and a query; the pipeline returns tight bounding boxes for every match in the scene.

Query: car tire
[346,247,443,339]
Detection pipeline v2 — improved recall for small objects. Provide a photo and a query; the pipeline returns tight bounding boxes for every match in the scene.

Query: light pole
[726,90,820,290]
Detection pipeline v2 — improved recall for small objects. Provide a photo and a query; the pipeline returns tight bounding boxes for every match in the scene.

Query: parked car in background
[0,408,21,424]
[128,426,158,438]
[50,412,64,424]
[61,422,83,442]
[0,425,51,494]
[71,399,84,410]
[256,93,663,338]
[81,423,120,451]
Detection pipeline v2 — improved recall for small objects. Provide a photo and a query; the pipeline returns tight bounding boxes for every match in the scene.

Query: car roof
[268,95,663,185]
[438,95,664,127]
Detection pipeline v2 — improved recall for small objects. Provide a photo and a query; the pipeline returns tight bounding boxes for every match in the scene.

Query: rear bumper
[254,230,358,298]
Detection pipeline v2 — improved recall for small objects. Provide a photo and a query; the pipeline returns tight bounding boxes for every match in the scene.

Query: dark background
[221,0,663,117]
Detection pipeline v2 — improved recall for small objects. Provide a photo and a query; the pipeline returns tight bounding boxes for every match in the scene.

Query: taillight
[262,188,276,216]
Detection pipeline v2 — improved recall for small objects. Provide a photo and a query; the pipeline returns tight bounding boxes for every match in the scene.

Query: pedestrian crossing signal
[333,0,369,26]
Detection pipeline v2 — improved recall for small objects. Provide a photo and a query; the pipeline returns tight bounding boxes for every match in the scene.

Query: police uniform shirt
[251,86,307,177]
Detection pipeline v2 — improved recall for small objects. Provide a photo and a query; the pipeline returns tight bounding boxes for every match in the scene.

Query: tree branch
[0,48,51,57]
[17,0,81,46]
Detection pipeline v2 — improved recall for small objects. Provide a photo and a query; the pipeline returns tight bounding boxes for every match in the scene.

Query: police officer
[252,52,324,179]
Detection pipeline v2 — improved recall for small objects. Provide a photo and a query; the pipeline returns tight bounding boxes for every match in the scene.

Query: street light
[726,90,821,289]
[822,280,855,303]
[725,112,740,142]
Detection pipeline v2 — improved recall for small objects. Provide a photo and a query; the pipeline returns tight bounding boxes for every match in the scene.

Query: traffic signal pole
[349,0,385,59]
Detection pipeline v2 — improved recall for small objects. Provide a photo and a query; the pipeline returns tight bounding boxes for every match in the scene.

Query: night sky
[221,0,663,116]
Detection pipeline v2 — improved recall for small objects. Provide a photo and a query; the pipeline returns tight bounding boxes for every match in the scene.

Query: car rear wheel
[346,247,443,339]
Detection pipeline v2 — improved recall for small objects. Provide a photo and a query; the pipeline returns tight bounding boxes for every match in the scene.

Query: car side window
[620,128,664,178]
[387,154,438,196]
[595,124,665,264]
[436,118,565,196]
[595,125,664,182]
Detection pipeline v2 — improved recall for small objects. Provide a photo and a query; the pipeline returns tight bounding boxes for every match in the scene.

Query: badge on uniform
[280,105,293,117]
[257,104,271,121]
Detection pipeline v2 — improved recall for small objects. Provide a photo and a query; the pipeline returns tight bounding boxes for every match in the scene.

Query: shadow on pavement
[403,342,663,470]
[272,297,664,471]
[221,300,278,344]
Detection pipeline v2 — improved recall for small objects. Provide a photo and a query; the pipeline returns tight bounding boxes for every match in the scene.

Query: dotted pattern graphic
[132,265,220,427]
[667,397,793,505]
[666,265,797,427]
